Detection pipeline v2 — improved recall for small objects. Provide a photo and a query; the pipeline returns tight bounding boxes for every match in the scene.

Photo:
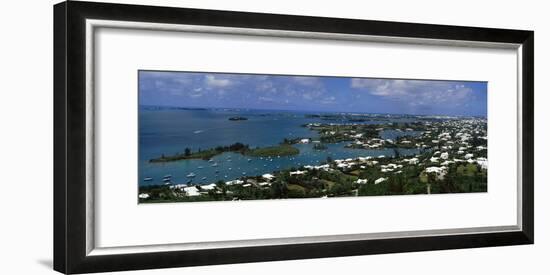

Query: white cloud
[320,96,336,105]
[350,78,475,106]
[258,96,275,102]
[204,75,234,88]
[256,81,278,94]
[173,77,192,85]
[302,90,323,100]
[189,92,203,98]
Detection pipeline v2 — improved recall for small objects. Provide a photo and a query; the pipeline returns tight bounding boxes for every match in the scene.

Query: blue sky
[139,71,487,116]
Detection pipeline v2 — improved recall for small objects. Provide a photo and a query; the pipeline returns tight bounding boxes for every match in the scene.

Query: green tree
[270,179,288,198]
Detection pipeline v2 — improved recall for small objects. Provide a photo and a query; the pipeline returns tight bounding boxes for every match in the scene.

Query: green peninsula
[149,142,299,163]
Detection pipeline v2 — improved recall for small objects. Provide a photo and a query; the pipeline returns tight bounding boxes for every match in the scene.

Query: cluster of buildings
[142,173,281,198]
[139,118,488,200]
[415,119,488,179]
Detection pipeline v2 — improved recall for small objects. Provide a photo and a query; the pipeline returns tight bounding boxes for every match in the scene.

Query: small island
[149,142,299,163]
[228,116,248,121]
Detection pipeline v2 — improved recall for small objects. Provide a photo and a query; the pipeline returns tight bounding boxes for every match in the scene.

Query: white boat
[186,173,196,178]
[201,177,207,180]
[143,177,153,181]
[198,166,204,169]
[211,163,218,167]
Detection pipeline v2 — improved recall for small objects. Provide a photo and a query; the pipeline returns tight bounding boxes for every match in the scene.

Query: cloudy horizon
[139,71,487,117]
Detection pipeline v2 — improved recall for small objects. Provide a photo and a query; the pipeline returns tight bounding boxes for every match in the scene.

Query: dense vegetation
[142,117,488,203]
[140,151,487,203]
[244,144,299,157]
[150,142,299,162]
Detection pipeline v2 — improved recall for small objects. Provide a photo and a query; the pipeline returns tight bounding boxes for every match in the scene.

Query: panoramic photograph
[137,70,488,203]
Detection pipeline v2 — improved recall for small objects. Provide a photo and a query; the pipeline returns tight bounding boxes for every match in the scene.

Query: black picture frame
[54,1,534,274]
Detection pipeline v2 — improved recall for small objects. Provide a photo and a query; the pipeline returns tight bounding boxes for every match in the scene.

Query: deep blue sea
[139,108,421,186]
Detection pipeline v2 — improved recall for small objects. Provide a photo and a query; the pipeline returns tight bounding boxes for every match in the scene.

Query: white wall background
[0,0,547,274]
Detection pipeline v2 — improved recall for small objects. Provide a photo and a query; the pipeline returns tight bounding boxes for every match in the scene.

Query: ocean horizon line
[138,104,488,118]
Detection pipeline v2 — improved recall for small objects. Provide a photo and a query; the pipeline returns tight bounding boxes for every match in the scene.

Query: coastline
[139,110,487,203]
[149,143,299,163]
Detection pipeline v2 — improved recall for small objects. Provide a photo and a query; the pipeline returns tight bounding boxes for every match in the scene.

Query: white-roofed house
[200,183,217,191]
[262,174,275,181]
[405,158,419,165]
[476,157,488,169]
[289,170,307,176]
[425,166,448,180]
[184,186,201,197]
